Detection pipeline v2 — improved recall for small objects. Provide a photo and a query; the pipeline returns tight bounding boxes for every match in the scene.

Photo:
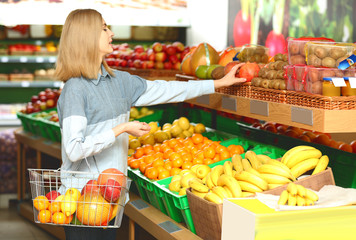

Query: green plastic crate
[128,168,150,203]
[154,177,196,233]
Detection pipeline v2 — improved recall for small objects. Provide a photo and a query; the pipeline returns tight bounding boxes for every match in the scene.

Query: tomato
[238,62,260,82]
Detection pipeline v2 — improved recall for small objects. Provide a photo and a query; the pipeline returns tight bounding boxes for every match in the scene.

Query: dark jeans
[64,226,117,240]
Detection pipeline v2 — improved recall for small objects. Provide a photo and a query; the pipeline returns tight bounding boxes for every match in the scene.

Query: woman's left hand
[213,63,246,89]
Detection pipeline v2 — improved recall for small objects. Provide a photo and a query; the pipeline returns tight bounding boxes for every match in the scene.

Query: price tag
[291,107,313,126]
[130,199,149,210]
[1,56,8,63]
[348,77,356,88]
[53,81,61,88]
[36,57,44,63]
[158,221,181,234]
[221,95,237,112]
[48,57,56,63]
[250,100,268,116]
[331,77,346,87]
[21,81,30,87]
[19,56,28,63]
[196,95,210,105]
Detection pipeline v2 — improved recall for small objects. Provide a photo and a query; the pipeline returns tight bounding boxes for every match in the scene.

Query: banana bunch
[281,146,329,179]
[278,183,319,206]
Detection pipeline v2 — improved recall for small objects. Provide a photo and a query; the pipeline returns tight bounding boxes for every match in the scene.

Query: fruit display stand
[113,67,182,80]
[14,128,202,240]
[187,168,334,240]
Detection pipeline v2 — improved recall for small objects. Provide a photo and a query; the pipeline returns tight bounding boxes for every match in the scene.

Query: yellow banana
[189,178,209,193]
[260,173,291,184]
[171,175,182,183]
[241,192,255,198]
[195,165,211,179]
[278,190,289,205]
[267,159,293,175]
[290,158,319,179]
[232,170,237,176]
[286,149,322,169]
[312,155,329,175]
[223,161,233,176]
[204,192,223,204]
[246,167,264,179]
[234,171,268,191]
[231,154,244,173]
[257,164,295,180]
[217,174,242,198]
[287,193,297,206]
[191,189,208,198]
[256,154,271,164]
[223,186,233,198]
[206,173,215,190]
[296,184,306,197]
[242,158,252,171]
[210,165,224,186]
[305,188,319,202]
[296,195,306,206]
[305,198,315,206]
[245,150,261,169]
[212,186,230,199]
[202,175,207,184]
[287,182,298,196]
[268,183,284,189]
[237,181,263,193]
[281,145,316,164]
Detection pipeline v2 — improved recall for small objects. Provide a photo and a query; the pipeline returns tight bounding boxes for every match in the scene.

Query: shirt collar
[90,65,112,85]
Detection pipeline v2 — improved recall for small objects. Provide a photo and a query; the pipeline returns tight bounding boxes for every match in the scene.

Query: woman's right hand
[112,121,151,137]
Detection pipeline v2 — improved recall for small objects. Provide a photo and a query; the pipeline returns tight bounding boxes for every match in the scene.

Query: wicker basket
[286,91,356,110]
[215,82,251,98]
[250,86,287,103]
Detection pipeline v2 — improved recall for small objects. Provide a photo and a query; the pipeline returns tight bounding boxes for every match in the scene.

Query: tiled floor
[0,207,58,240]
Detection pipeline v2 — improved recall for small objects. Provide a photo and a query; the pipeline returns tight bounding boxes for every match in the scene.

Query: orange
[127,156,134,164]
[190,147,198,156]
[169,152,181,162]
[38,209,51,223]
[153,144,162,153]
[52,212,66,224]
[182,161,193,170]
[154,152,164,159]
[195,150,204,160]
[168,139,179,148]
[204,158,214,165]
[142,144,154,155]
[139,162,148,174]
[48,202,61,214]
[213,154,221,163]
[158,170,170,180]
[203,146,216,159]
[215,145,228,154]
[192,158,203,165]
[163,149,174,160]
[152,158,165,168]
[156,165,166,174]
[164,161,173,171]
[170,167,182,176]
[195,143,203,150]
[172,158,183,168]
[192,133,204,144]
[33,196,49,211]
[144,155,155,165]
[183,138,194,148]
[181,153,193,162]
[65,214,73,224]
[134,147,144,159]
[227,145,244,155]
[130,159,141,169]
[145,167,158,180]
[220,150,231,160]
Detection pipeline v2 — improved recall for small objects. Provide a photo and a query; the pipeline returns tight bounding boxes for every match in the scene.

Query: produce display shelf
[113,67,182,80]
[0,81,62,88]
[0,55,57,63]
[185,93,356,133]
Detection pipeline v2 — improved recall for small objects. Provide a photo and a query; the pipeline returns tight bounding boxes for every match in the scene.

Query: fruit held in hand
[100,179,122,203]
[238,62,260,82]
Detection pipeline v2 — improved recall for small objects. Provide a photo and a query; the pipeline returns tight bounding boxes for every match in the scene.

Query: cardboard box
[186,168,335,240]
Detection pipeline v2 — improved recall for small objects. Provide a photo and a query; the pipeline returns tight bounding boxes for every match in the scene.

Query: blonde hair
[55,9,114,82]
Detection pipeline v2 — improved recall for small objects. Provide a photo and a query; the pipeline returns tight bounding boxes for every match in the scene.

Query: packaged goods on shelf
[235,44,269,64]
[287,37,335,65]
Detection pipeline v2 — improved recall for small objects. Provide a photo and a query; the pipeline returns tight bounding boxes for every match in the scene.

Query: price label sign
[48,57,56,63]
[36,57,44,63]
[19,56,28,63]
[21,81,30,87]
[331,77,346,87]
[348,77,356,89]
[221,95,237,112]
[1,57,8,63]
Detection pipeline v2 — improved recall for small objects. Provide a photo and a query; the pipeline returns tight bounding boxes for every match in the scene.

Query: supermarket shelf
[185,93,356,133]
[0,81,62,88]
[0,55,57,63]
[0,118,21,126]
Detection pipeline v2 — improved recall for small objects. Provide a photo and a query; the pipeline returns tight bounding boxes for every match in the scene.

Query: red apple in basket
[100,179,121,203]
[45,190,60,203]
[81,180,100,196]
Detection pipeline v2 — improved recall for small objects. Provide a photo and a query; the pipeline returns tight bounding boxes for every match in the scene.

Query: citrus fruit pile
[127,133,244,180]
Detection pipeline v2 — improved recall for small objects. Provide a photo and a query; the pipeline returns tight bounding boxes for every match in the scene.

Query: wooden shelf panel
[186,94,356,133]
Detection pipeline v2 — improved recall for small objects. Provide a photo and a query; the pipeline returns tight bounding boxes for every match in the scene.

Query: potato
[330,47,347,60]
[308,54,321,67]
[314,46,328,59]
[295,81,305,91]
[311,81,323,94]
[279,80,286,90]
[321,57,336,68]
[299,42,306,56]
[290,55,305,65]
[309,68,320,82]
[334,70,344,78]
[320,69,335,80]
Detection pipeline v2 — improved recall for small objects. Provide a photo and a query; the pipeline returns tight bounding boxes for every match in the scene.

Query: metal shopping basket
[28,165,131,228]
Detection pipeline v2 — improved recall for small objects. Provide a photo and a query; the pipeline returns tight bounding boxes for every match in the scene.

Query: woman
[56,8,245,239]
